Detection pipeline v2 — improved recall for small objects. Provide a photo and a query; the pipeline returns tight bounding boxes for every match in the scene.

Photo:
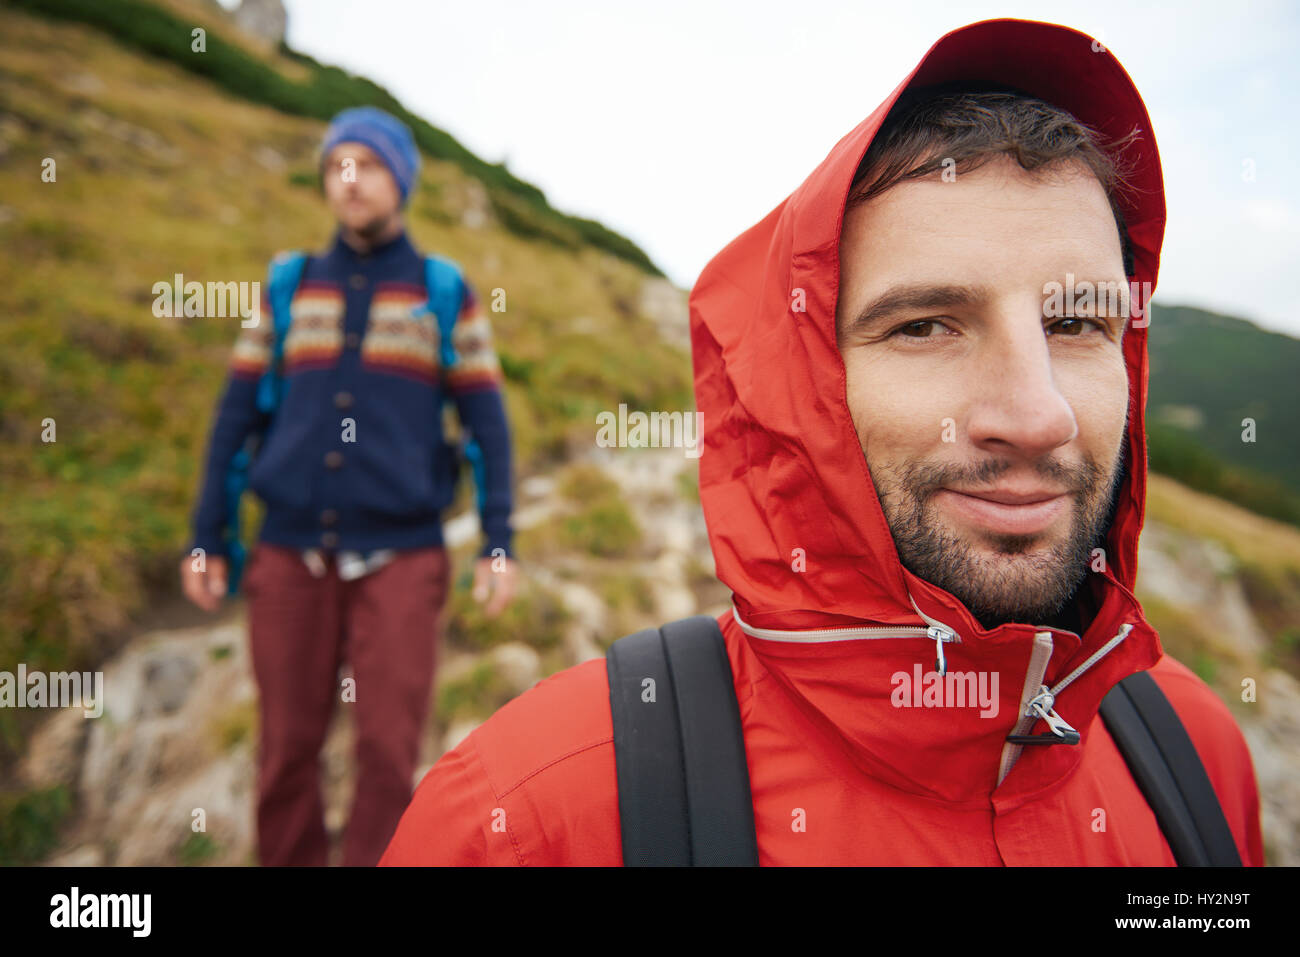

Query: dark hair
[846,86,1139,275]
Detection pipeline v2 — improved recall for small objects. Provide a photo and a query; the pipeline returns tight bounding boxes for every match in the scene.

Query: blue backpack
[221,251,486,594]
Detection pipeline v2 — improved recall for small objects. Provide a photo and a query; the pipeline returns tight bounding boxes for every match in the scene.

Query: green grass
[436,659,512,725]
[1148,421,1300,527]
[597,572,658,643]
[210,700,258,752]
[443,573,569,654]
[549,464,645,557]
[1138,596,1229,685]
[0,784,74,865]
[558,464,622,503]
[558,501,642,558]
[177,831,219,866]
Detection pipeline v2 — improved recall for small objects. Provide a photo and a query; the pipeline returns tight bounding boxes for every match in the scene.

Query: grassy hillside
[0,3,693,759]
[5,0,662,275]
[1143,472,1300,684]
[1147,303,1300,508]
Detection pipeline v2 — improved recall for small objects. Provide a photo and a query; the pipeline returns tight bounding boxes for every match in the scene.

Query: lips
[947,487,1071,506]
[934,487,1072,536]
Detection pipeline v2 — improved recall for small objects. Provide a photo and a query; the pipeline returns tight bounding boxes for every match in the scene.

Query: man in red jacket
[381,18,1263,866]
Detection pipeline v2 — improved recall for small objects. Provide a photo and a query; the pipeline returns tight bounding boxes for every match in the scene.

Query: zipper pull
[927,624,957,677]
[1006,686,1081,746]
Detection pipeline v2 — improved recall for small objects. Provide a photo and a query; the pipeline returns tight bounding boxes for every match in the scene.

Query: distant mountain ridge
[1146,303,1300,518]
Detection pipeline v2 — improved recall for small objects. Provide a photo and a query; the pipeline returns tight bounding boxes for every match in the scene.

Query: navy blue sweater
[189,230,513,560]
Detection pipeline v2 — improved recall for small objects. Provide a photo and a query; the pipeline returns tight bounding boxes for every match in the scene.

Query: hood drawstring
[1008,622,1135,746]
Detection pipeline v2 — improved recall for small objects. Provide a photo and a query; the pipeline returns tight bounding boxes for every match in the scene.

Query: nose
[962,307,1078,458]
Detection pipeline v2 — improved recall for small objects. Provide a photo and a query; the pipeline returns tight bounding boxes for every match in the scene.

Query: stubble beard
[872,444,1126,631]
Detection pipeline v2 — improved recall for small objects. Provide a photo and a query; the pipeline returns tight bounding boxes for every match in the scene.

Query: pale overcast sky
[251,0,1299,337]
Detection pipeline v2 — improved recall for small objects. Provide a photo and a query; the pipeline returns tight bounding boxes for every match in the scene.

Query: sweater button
[334,391,354,409]
[345,332,361,349]
[321,531,339,548]
[320,509,338,526]
[324,450,344,469]
[349,273,367,290]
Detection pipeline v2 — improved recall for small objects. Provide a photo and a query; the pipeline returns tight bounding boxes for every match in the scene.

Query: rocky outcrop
[639,277,690,352]
[231,0,287,47]
[1136,515,1299,865]
[25,621,257,866]
[1238,670,1300,866]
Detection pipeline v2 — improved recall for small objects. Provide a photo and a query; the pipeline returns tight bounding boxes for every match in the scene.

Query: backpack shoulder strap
[423,253,466,371]
[606,615,758,866]
[1099,670,1242,866]
[423,253,488,508]
[257,250,308,414]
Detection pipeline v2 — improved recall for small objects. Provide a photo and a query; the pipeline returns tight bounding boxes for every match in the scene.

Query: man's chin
[906,523,1083,628]
[335,209,380,231]
[965,526,1062,559]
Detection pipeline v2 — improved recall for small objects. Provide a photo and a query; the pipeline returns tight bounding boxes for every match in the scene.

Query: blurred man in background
[180,106,517,866]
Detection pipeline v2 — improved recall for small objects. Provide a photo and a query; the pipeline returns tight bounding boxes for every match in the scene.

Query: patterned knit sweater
[189,229,513,560]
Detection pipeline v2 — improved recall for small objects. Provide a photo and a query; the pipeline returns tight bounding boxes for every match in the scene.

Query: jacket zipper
[731,605,960,674]
[733,600,1135,786]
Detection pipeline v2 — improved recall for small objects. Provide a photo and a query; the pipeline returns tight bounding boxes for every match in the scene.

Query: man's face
[836,155,1130,630]
[322,142,402,234]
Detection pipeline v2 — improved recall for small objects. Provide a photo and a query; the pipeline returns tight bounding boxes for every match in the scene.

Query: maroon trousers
[242,543,450,866]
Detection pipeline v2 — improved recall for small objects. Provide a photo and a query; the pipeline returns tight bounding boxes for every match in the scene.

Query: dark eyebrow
[840,283,990,340]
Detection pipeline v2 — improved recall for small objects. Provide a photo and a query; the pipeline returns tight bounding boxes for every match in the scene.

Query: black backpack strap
[1099,671,1242,866]
[606,615,758,866]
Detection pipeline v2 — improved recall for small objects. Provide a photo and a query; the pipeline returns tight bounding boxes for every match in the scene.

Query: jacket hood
[691,18,1168,799]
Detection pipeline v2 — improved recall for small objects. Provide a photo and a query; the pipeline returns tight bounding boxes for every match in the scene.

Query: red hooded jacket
[381,18,1264,866]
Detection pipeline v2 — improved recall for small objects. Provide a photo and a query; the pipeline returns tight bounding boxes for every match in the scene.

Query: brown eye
[898,320,937,338]
[1050,318,1106,337]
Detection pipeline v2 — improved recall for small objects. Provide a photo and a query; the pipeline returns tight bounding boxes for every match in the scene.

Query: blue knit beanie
[320,106,420,204]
